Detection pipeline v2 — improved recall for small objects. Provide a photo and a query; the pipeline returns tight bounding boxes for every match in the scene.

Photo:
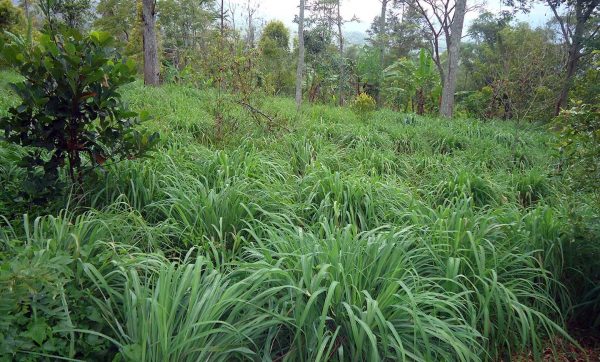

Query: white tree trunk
[337,0,344,106]
[142,0,160,85]
[439,0,466,118]
[295,0,306,110]
[377,0,388,105]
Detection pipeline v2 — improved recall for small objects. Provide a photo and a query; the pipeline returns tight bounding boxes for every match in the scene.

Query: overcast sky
[229,0,554,35]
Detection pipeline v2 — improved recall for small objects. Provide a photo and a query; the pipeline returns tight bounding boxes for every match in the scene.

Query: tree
[336,0,344,105]
[458,16,564,121]
[94,0,136,43]
[259,20,292,94]
[409,0,470,118]
[142,0,159,85]
[332,0,357,106]
[244,0,259,48]
[260,20,289,50]
[296,0,306,109]
[545,0,599,115]
[0,0,24,38]
[386,3,426,59]
[376,0,391,104]
[158,0,214,68]
[47,0,94,29]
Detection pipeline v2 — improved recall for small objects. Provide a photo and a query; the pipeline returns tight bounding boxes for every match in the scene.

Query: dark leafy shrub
[458,86,493,119]
[0,28,158,201]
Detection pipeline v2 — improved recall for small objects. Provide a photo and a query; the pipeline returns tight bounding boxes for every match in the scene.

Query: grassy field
[1,72,599,361]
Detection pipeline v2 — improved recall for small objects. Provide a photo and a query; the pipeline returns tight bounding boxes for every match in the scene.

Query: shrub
[0,27,158,200]
[554,102,600,192]
[351,93,376,120]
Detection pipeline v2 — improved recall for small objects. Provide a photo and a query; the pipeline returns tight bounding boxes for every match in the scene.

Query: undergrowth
[1,71,599,361]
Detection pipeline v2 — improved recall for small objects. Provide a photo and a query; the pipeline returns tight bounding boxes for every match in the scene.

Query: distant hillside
[344,31,367,45]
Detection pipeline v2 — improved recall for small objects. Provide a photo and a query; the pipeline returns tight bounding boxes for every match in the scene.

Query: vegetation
[1,70,599,360]
[0,0,599,360]
[0,28,158,199]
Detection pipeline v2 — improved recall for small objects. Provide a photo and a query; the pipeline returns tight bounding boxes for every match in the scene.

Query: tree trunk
[554,11,586,115]
[439,0,466,118]
[142,0,159,85]
[555,44,580,115]
[337,1,344,106]
[416,88,425,115]
[220,0,225,36]
[295,0,306,110]
[247,10,255,48]
[376,0,388,105]
[548,0,599,115]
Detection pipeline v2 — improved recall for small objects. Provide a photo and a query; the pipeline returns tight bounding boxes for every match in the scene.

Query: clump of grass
[430,135,468,155]
[514,169,551,207]
[244,223,483,361]
[436,170,498,207]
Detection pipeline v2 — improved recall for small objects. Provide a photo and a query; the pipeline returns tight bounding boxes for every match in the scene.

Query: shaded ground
[514,328,600,361]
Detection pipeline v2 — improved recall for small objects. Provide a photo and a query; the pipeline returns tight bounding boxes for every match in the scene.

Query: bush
[0,27,158,200]
[554,102,600,192]
[351,93,376,120]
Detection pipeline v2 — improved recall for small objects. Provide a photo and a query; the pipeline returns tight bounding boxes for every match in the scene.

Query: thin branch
[547,0,571,46]
[236,100,276,124]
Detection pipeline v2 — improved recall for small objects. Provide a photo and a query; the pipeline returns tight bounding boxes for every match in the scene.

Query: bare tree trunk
[439,0,466,118]
[142,0,160,85]
[417,88,425,115]
[555,41,580,115]
[376,0,389,105]
[295,0,306,110]
[246,0,256,48]
[220,0,225,37]
[337,0,344,106]
[547,0,599,115]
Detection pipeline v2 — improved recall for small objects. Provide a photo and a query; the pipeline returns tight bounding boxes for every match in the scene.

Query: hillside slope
[1,75,599,361]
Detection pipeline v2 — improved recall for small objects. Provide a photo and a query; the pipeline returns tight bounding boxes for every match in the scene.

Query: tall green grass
[1,71,598,360]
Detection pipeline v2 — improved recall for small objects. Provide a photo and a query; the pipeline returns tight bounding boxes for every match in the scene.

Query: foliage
[44,0,94,29]
[350,92,376,119]
[1,74,598,359]
[458,17,563,122]
[157,0,214,68]
[356,47,383,99]
[259,20,293,95]
[0,28,158,200]
[554,102,600,192]
[0,0,24,43]
[94,0,137,44]
[383,49,440,114]
[259,20,289,52]
[0,209,154,360]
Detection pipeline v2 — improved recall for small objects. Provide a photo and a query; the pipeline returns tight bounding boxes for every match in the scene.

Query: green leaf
[27,320,49,346]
